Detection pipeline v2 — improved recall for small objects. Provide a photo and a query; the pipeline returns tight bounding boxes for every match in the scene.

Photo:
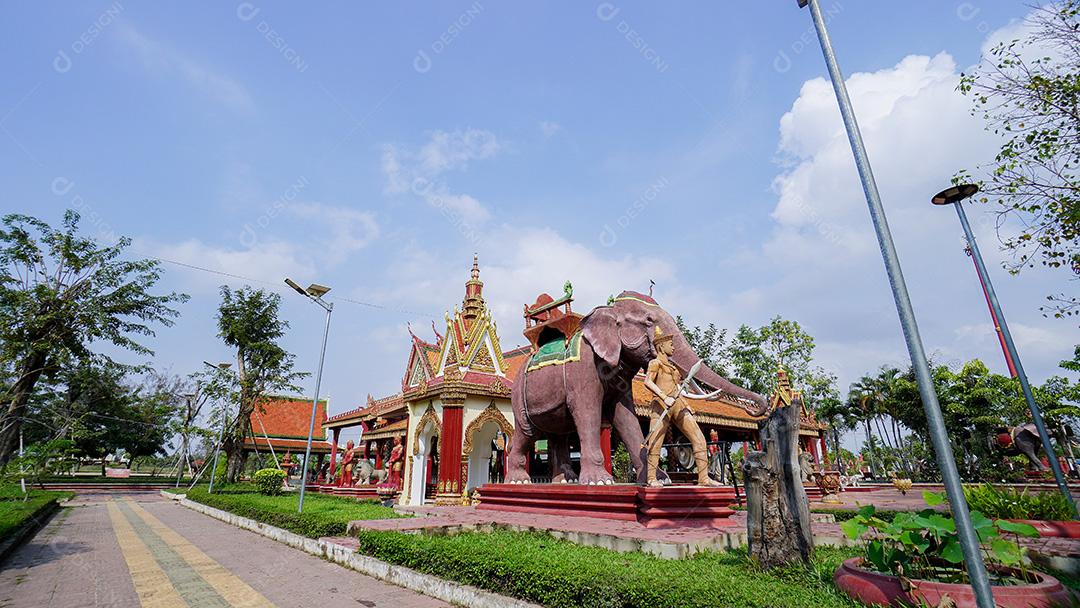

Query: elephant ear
[581,307,620,369]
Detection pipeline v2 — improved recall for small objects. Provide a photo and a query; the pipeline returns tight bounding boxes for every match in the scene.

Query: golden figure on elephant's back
[643,325,722,488]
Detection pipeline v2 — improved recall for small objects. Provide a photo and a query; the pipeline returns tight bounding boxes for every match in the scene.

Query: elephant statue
[352,459,389,485]
[507,290,767,485]
[990,423,1045,471]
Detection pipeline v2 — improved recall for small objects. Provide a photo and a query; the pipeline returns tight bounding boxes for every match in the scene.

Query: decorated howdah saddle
[526,330,583,372]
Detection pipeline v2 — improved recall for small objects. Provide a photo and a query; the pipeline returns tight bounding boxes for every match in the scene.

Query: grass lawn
[183,485,403,538]
[354,528,862,608]
[0,486,74,540]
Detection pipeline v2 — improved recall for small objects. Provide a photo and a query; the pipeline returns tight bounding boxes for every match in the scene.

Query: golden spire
[462,254,485,325]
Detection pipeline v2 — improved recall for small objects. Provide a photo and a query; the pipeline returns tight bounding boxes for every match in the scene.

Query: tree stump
[743,392,814,569]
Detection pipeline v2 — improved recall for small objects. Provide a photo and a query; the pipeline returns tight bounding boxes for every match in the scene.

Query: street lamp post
[285,278,334,514]
[933,184,1078,516]
[797,1,995,605]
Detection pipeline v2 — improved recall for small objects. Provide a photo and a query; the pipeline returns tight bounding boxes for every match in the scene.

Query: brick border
[163,491,540,608]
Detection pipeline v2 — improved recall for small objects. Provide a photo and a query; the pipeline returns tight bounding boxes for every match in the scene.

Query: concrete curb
[0,498,62,565]
[163,490,540,608]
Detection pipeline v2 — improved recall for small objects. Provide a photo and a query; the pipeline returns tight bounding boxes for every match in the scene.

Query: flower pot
[834,557,1073,607]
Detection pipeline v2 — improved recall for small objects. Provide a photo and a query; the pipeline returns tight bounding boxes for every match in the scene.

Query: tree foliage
[958,1,1080,317]
[215,286,304,482]
[0,211,186,465]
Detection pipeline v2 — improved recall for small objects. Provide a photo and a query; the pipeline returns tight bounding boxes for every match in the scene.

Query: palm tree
[848,367,908,477]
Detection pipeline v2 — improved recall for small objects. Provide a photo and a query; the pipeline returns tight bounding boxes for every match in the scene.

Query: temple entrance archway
[409,408,440,506]
[465,421,502,491]
[462,404,514,491]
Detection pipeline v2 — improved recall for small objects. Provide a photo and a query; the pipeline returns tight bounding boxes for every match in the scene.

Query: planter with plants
[834,491,1072,607]
[964,483,1080,539]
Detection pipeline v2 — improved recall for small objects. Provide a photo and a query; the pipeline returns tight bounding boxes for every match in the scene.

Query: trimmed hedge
[813,508,905,523]
[353,529,861,608]
[0,488,73,540]
[184,487,402,538]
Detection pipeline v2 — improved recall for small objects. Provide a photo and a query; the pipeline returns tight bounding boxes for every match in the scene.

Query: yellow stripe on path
[123,499,276,608]
[106,501,188,608]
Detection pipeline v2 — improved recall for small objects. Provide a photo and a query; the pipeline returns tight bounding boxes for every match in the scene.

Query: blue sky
[2,2,1073,442]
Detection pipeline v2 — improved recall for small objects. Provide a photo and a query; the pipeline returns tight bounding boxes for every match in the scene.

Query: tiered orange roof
[324,392,405,429]
[244,395,335,454]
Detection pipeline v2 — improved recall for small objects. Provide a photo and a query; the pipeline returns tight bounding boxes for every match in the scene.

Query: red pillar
[439,403,464,499]
[819,435,830,468]
[374,441,383,470]
[328,428,341,477]
[600,426,612,474]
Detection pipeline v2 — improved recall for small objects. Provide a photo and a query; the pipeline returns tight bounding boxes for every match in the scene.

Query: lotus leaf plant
[840,491,1041,585]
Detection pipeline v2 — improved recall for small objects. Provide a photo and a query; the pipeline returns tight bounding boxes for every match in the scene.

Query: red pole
[967,247,1017,377]
[600,426,612,474]
[328,428,340,477]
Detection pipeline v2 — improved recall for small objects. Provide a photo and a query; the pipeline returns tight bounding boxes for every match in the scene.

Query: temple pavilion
[243,395,335,472]
[322,258,828,505]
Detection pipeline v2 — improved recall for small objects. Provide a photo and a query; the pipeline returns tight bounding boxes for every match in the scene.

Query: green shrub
[253,468,286,496]
[963,483,1074,521]
[184,486,402,538]
[612,442,632,483]
[352,529,861,608]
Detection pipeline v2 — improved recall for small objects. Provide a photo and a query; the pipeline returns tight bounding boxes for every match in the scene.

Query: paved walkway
[0,492,448,608]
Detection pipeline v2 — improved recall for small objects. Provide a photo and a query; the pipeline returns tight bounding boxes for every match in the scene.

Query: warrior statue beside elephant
[507,289,768,486]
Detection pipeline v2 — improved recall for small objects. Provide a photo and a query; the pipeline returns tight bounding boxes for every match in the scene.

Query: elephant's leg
[567,379,611,485]
[506,427,535,483]
[549,436,577,483]
[1019,433,1046,471]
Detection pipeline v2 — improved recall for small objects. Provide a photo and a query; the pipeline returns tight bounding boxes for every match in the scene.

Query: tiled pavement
[0,492,449,608]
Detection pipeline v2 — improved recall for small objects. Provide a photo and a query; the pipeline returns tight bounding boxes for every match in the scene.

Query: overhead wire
[142,254,438,318]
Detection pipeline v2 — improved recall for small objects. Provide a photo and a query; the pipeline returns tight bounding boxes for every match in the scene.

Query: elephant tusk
[680,389,725,400]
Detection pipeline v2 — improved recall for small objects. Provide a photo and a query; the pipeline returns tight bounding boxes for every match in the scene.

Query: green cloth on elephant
[526,330,583,372]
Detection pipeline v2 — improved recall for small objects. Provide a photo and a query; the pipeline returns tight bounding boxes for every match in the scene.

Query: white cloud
[539,121,562,139]
[955,322,1075,361]
[380,129,501,225]
[142,203,378,292]
[736,15,1075,392]
[288,203,380,262]
[368,226,682,348]
[418,129,499,175]
[142,237,314,290]
[114,24,254,113]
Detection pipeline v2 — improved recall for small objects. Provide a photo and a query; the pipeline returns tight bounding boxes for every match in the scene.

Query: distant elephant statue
[990,423,1045,471]
[353,459,375,485]
[507,290,767,485]
[353,459,388,485]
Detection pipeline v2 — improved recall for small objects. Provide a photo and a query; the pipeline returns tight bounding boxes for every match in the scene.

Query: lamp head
[932,184,979,206]
[284,278,307,296]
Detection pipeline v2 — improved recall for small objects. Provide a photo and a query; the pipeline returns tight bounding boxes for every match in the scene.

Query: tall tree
[675,316,730,375]
[215,286,304,482]
[34,364,178,475]
[958,1,1080,317]
[728,315,816,396]
[0,212,186,466]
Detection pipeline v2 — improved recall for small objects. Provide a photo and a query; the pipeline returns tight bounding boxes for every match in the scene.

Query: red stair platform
[477,483,737,528]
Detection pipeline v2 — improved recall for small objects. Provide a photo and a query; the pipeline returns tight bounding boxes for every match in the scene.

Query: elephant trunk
[666,324,768,416]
